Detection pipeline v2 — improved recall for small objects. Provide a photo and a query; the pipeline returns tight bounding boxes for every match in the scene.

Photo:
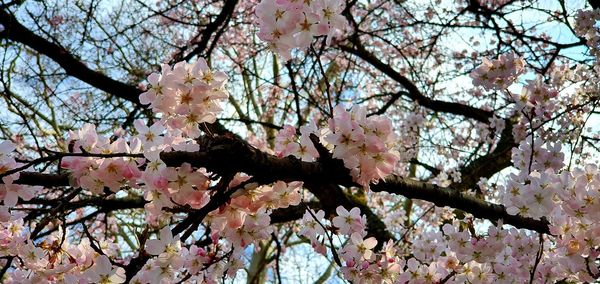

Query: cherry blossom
[138,58,228,138]
[86,255,126,284]
[0,141,19,184]
[145,227,183,267]
[332,206,366,235]
[342,233,377,261]
[256,0,346,59]
[298,208,326,239]
[275,105,399,189]
[470,52,525,90]
[0,181,37,207]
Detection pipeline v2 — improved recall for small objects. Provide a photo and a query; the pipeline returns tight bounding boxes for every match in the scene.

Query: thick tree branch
[453,119,516,191]
[0,8,140,104]
[371,176,550,234]
[14,134,549,234]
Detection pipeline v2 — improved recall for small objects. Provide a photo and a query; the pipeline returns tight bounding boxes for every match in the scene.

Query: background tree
[0,0,600,282]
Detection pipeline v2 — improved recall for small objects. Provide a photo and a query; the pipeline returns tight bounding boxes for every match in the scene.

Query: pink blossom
[332,206,366,235]
[470,52,524,90]
[86,255,126,284]
[342,233,377,261]
[145,227,183,267]
[0,182,37,207]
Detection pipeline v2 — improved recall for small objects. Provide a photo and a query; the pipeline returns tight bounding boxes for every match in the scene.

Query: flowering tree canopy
[1,0,600,283]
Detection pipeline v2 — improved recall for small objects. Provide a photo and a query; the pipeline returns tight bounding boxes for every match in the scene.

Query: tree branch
[339,39,494,123]
[175,0,239,62]
[0,8,140,104]
[14,134,549,234]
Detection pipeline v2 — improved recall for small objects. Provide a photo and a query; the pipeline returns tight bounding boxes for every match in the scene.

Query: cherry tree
[0,0,600,282]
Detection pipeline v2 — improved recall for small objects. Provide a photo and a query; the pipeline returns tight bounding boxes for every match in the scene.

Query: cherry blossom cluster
[340,238,402,283]
[395,111,426,162]
[470,52,525,90]
[274,121,322,161]
[0,176,303,283]
[300,205,577,283]
[575,9,600,58]
[7,131,305,283]
[497,136,600,282]
[255,0,346,60]
[127,225,246,283]
[547,164,600,282]
[431,170,462,187]
[503,139,564,219]
[61,124,143,194]
[506,76,563,142]
[512,76,559,119]
[434,222,561,283]
[299,206,404,283]
[51,96,309,280]
[139,228,188,282]
[0,141,38,210]
[142,162,211,223]
[131,179,302,282]
[502,170,559,219]
[2,218,126,283]
[298,207,368,254]
[497,163,600,282]
[60,121,207,225]
[327,106,400,188]
[133,119,200,160]
[510,138,564,173]
[275,105,400,189]
[138,58,228,138]
[208,178,302,244]
[1,146,126,283]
